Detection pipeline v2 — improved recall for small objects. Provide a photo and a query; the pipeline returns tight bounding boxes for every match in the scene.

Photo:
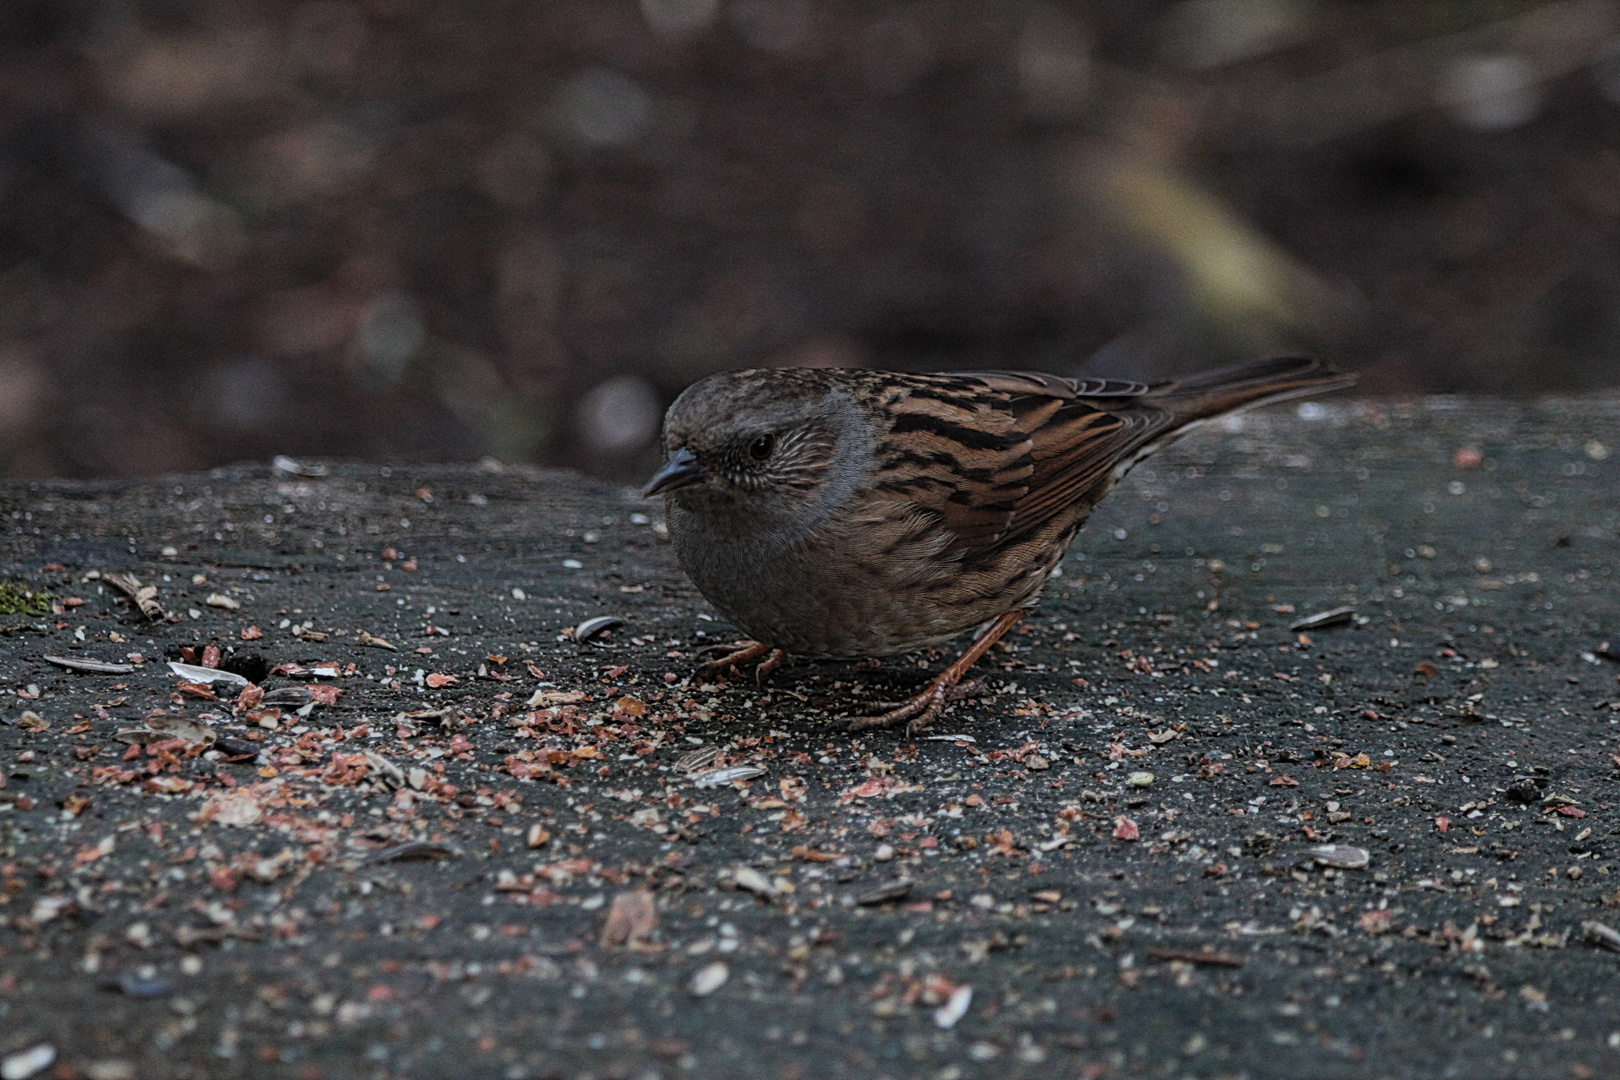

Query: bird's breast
[666,495,1046,657]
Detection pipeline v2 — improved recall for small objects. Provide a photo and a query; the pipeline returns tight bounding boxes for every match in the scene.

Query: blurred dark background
[3,0,1619,482]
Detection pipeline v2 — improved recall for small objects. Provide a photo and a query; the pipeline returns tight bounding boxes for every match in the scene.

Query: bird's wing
[869,371,1172,552]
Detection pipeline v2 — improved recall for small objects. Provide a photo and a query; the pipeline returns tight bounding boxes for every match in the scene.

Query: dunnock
[645,358,1354,731]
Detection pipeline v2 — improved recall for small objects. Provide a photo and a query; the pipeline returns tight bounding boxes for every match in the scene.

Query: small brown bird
[644,357,1354,732]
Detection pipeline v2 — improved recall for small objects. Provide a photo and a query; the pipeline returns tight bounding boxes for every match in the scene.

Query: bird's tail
[1152,356,1356,425]
[1095,357,1354,487]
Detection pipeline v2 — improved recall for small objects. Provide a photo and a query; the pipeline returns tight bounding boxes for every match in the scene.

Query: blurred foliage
[1,0,1619,482]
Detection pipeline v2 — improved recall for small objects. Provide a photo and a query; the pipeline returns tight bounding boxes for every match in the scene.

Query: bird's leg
[847,610,1026,734]
[697,640,787,683]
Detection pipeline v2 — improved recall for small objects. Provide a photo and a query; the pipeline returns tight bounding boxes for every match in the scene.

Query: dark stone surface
[1,395,1618,1080]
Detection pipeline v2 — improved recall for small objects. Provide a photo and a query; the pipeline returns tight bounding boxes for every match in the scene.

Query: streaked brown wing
[871,371,1169,554]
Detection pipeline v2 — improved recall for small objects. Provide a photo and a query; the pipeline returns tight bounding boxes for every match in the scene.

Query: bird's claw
[696,640,786,684]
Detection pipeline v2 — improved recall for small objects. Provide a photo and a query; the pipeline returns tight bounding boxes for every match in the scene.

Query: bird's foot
[842,608,1027,736]
[847,677,984,735]
[948,678,986,702]
[696,640,787,684]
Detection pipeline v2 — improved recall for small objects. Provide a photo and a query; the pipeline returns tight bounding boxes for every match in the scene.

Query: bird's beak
[642,446,704,497]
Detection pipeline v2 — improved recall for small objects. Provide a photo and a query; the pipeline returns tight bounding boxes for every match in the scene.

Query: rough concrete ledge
[1,396,1618,1080]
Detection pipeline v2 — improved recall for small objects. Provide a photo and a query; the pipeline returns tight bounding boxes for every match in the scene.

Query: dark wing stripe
[874,476,949,493]
[901,385,995,408]
[889,413,1021,452]
[878,448,994,474]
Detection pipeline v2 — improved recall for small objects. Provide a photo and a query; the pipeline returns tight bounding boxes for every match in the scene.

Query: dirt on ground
[1,396,1619,1080]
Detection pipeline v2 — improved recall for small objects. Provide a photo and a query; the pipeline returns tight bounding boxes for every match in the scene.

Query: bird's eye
[748,433,776,461]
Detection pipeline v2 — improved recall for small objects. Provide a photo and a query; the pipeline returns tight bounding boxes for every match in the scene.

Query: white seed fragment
[167,662,250,686]
[691,765,765,788]
[1583,920,1620,952]
[933,985,973,1030]
[572,615,624,643]
[688,961,728,997]
[732,866,776,899]
[1,1044,56,1080]
[1304,844,1370,870]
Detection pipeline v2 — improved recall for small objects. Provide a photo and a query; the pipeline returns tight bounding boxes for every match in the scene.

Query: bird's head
[643,369,870,533]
